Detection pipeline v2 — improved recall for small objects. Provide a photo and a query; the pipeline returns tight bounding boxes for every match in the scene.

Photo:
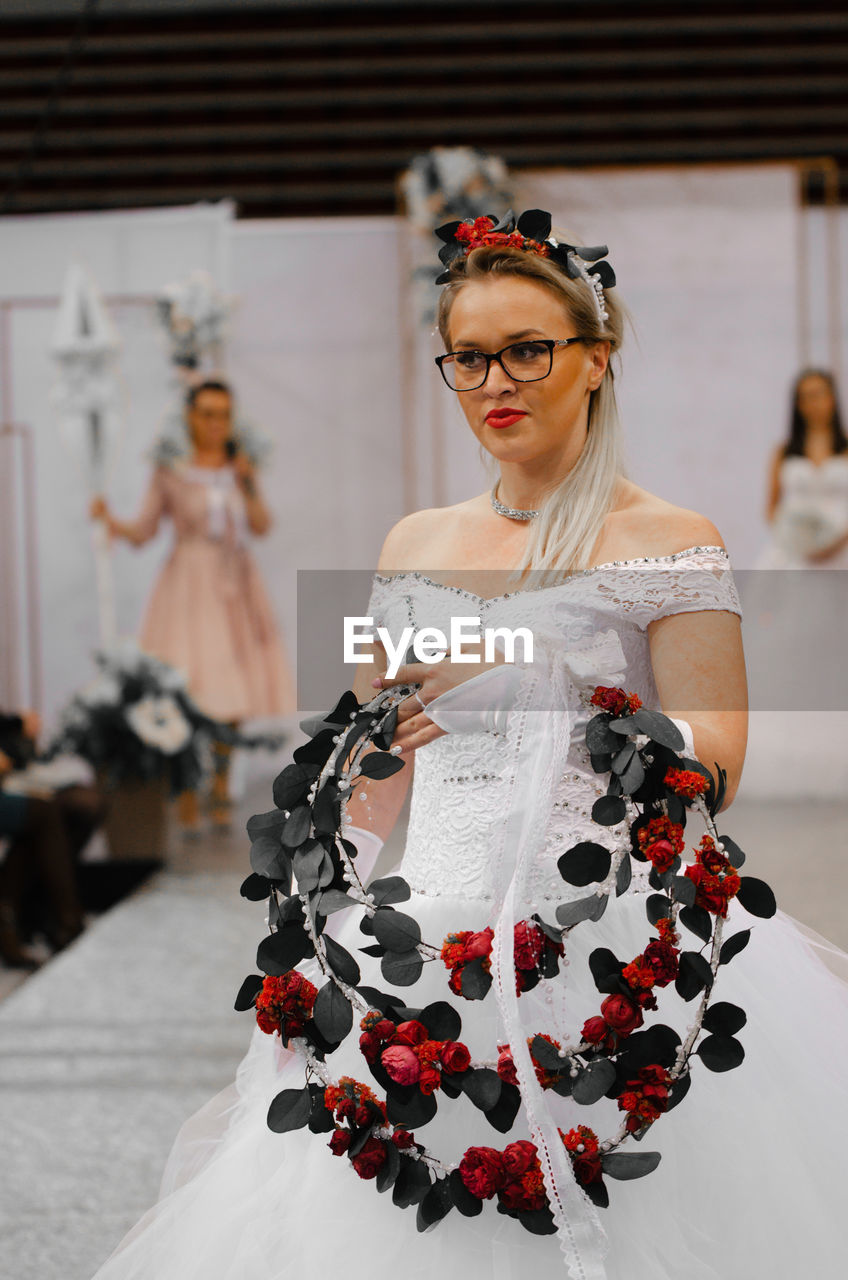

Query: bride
[91,213,848,1280]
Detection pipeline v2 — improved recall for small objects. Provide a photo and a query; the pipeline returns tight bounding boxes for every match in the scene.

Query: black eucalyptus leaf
[376,1138,402,1192]
[318,889,357,915]
[736,876,777,919]
[419,1001,462,1041]
[697,1034,745,1072]
[585,713,621,755]
[718,834,746,869]
[615,854,633,897]
[611,741,637,775]
[461,1068,502,1111]
[267,1086,311,1133]
[665,1070,691,1113]
[312,783,341,835]
[589,947,624,993]
[271,764,320,812]
[256,923,313,975]
[601,1151,661,1180]
[324,936,361,985]
[557,841,612,886]
[459,956,493,1000]
[572,1058,617,1105]
[702,1001,747,1037]
[583,1180,610,1209]
[360,944,386,957]
[626,708,685,750]
[372,705,399,751]
[679,904,713,944]
[675,951,713,1001]
[372,907,422,951]
[484,1080,521,1133]
[360,751,405,780]
[719,929,751,965]
[387,1089,438,1133]
[518,1206,557,1235]
[530,1034,565,1070]
[324,690,360,726]
[417,1177,454,1231]
[449,1167,483,1216]
[312,981,354,1042]
[292,728,337,766]
[292,841,326,893]
[672,875,697,907]
[281,805,312,850]
[646,893,672,926]
[240,872,272,901]
[381,949,424,987]
[246,807,288,841]
[367,875,412,906]
[556,892,608,928]
[234,973,263,1011]
[592,795,627,826]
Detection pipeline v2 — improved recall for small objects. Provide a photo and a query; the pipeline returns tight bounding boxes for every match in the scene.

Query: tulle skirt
[91,890,848,1280]
[140,539,295,722]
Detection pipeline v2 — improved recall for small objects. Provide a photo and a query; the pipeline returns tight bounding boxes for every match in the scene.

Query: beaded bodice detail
[367,547,740,905]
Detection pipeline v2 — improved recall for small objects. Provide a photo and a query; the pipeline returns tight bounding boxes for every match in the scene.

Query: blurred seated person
[0,709,101,969]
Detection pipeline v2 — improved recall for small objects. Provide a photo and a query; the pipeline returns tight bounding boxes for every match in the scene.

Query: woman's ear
[587,340,611,392]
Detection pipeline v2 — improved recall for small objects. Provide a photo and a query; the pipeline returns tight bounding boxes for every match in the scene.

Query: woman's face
[444,275,610,467]
[187,388,232,452]
[796,374,836,430]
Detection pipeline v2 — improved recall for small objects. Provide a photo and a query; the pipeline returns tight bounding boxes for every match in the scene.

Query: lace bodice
[367,547,741,904]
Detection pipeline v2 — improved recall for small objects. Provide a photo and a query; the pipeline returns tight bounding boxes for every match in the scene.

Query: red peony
[464,928,494,962]
[664,767,708,798]
[581,1015,614,1048]
[354,1104,373,1127]
[255,971,318,1037]
[590,685,642,716]
[513,920,545,970]
[393,1019,428,1047]
[502,1140,538,1178]
[643,939,679,987]
[684,863,740,917]
[600,993,643,1037]
[359,1030,382,1064]
[572,1152,604,1185]
[496,1044,518,1086]
[419,1066,442,1095]
[328,1128,352,1156]
[381,1045,421,1086]
[459,1146,507,1200]
[440,1040,471,1074]
[392,1128,416,1149]
[644,838,677,873]
[350,1136,387,1180]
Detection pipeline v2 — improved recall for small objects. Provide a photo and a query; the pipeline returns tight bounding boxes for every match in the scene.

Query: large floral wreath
[235,683,776,1236]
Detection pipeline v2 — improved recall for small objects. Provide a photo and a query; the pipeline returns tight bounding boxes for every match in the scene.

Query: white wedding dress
[92,547,848,1280]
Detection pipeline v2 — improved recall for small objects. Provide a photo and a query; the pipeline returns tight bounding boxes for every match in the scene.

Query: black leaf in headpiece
[516,209,553,242]
[434,220,463,244]
[573,244,610,263]
[589,260,617,289]
[489,210,517,235]
[548,243,581,278]
[437,241,466,268]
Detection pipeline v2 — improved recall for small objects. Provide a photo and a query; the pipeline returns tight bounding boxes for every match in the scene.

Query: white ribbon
[488,629,627,1279]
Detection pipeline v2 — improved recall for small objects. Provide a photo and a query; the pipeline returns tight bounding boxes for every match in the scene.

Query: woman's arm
[648,607,747,810]
[91,468,167,546]
[233,456,272,536]
[766,447,784,524]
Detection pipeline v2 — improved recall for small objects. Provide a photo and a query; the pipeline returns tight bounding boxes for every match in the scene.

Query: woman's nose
[483,357,516,393]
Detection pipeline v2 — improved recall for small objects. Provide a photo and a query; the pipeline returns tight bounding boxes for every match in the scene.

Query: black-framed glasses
[434,337,585,392]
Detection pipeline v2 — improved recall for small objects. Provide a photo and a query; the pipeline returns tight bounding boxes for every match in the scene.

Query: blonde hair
[437,244,627,576]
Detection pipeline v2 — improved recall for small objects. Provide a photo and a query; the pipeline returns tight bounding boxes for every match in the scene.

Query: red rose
[359,1031,381,1063]
[256,1010,278,1036]
[381,1045,421,1085]
[513,921,544,970]
[328,1128,352,1156]
[502,1140,537,1178]
[464,928,494,962]
[336,1098,356,1122]
[354,1104,373,1127]
[645,838,677,873]
[392,1129,416,1149]
[643,940,679,987]
[581,1015,612,1047]
[440,1040,471,1074]
[393,1020,427,1047]
[374,1018,396,1041]
[499,1172,546,1213]
[600,993,643,1036]
[496,1044,518,1086]
[419,1066,442,1095]
[572,1153,603,1186]
[350,1136,387,1180]
[459,1146,506,1200]
[590,686,627,716]
[685,864,738,917]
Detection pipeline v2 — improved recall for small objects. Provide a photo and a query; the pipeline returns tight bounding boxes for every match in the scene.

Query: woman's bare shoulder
[598,481,725,562]
[376,497,484,572]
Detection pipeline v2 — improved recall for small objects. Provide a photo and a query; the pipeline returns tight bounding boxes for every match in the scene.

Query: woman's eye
[509,343,546,361]
[455,352,485,370]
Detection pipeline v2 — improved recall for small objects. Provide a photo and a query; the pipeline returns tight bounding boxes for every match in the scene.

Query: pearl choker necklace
[490,483,540,522]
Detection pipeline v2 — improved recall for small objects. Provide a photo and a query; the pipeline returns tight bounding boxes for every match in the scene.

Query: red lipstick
[485,408,528,429]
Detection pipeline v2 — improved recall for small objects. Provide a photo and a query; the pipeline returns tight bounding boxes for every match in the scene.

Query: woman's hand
[374,645,504,755]
[233,453,257,495]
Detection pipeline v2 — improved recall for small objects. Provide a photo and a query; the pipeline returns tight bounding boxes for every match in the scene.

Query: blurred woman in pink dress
[91,379,295,831]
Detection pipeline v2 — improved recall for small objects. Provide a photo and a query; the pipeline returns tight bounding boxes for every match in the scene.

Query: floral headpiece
[434,208,615,323]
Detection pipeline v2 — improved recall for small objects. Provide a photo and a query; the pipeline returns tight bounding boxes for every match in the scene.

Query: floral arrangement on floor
[235,682,776,1236]
[50,642,281,795]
